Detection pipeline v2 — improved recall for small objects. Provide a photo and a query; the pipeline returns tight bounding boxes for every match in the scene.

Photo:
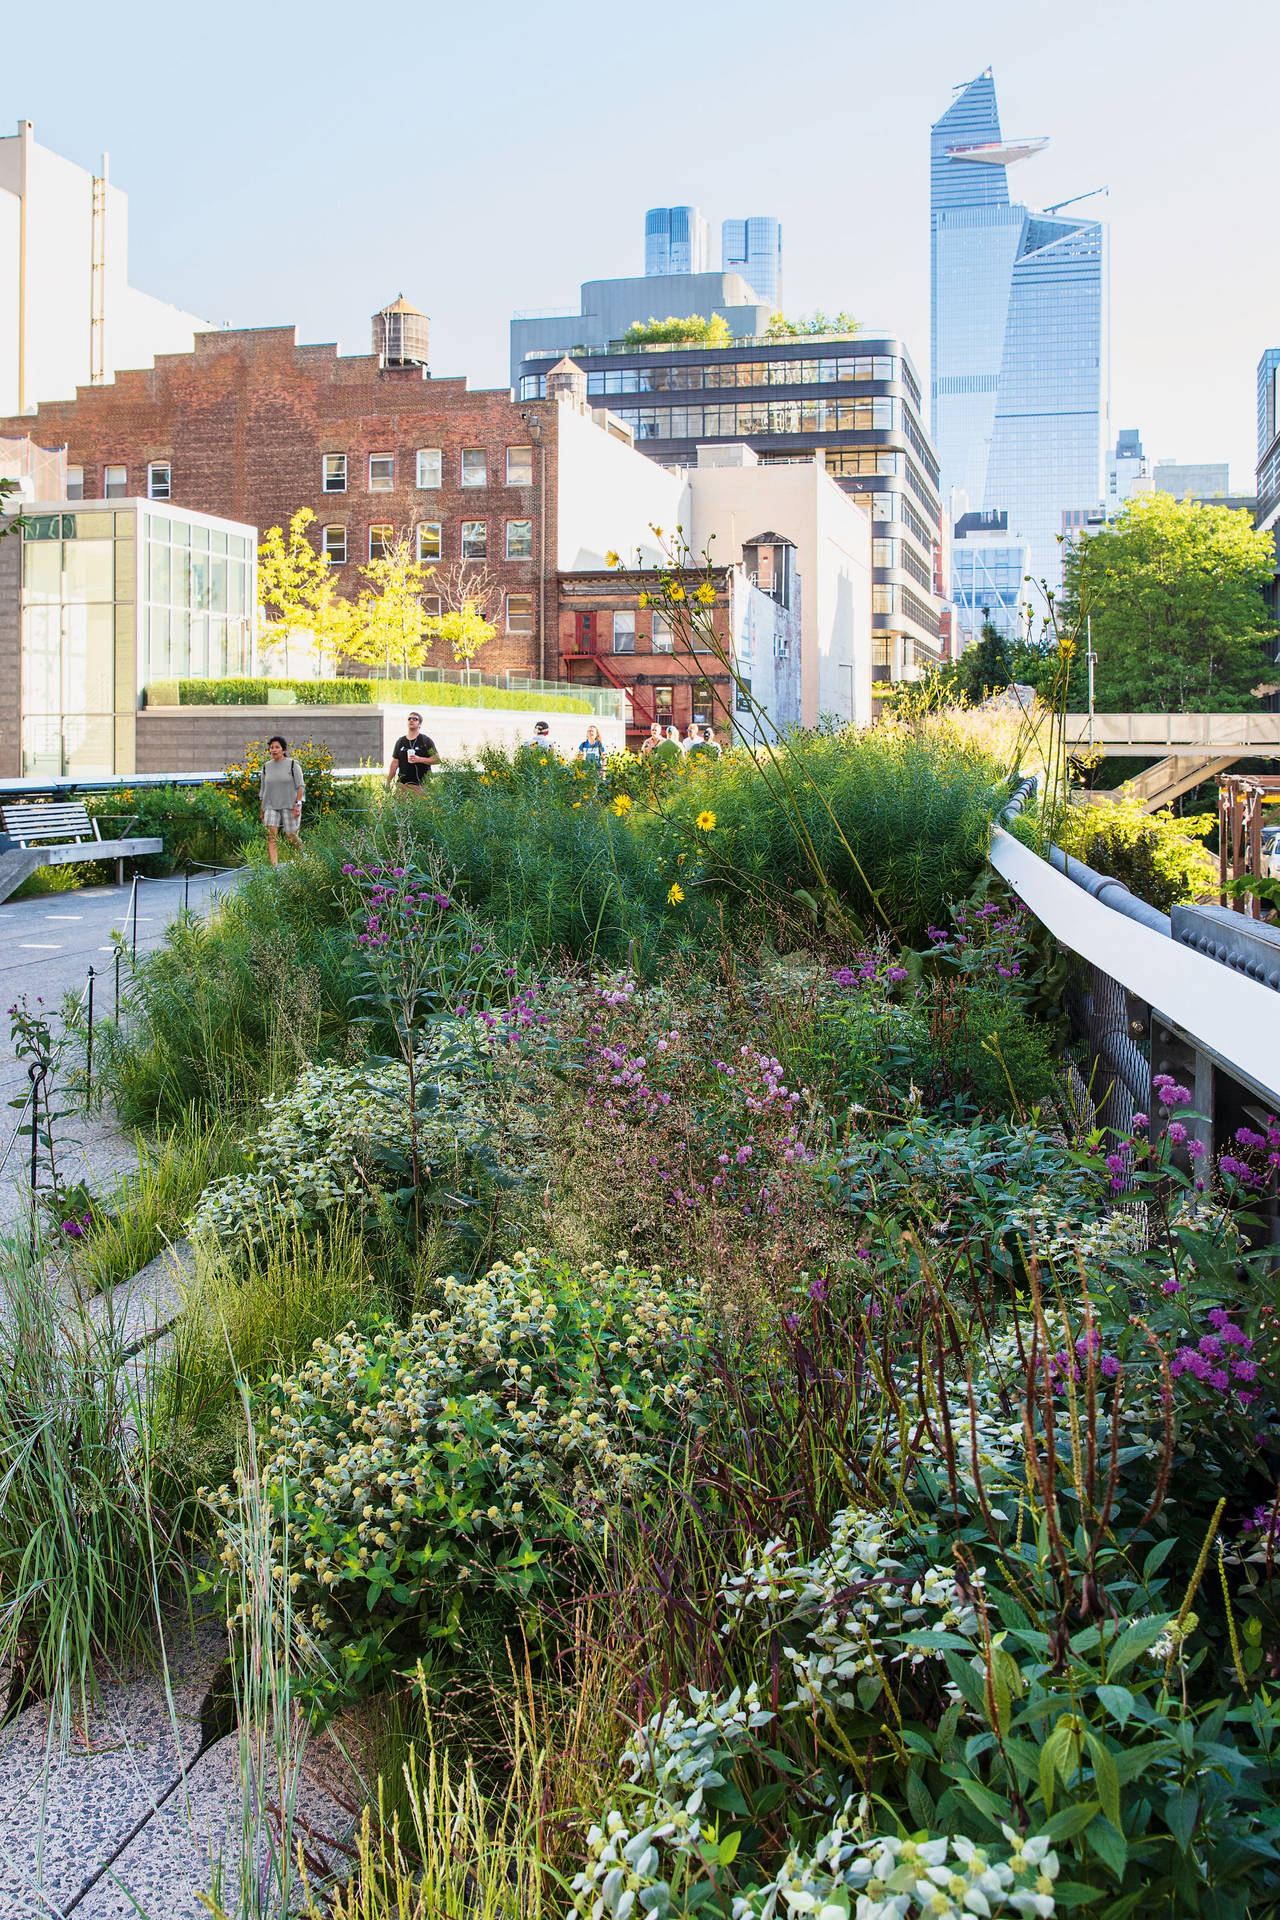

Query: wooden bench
[0,801,163,904]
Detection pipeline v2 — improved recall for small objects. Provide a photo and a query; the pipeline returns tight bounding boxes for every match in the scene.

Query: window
[577,612,595,651]
[103,465,127,499]
[651,612,673,652]
[873,585,895,615]
[873,539,894,569]
[461,520,487,559]
[416,448,442,489]
[323,453,348,493]
[147,461,171,500]
[416,522,442,562]
[691,679,713,724]
[66,466,84,501]
[518,374,546,401]
[369,525,394,560]
[322,525,347,565]
[369,454,395,491]
[735,676,752,713]
[612,610,635,654]
[506,593,534,635]
[653,685,674,724]
[505,518,533,559]
[506,445,534,485]
[461,449,487,487]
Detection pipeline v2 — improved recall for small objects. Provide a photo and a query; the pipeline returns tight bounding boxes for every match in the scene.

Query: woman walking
[577,723,607,773]
[259,735,304,867]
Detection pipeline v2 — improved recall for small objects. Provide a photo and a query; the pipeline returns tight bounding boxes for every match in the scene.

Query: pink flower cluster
[1169,1307,1257,1403]
[1218,1118,1280,1192]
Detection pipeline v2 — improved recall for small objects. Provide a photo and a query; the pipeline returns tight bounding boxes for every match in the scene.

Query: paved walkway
[0,872,243,1230]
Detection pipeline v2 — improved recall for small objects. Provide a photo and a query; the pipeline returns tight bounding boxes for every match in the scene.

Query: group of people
[258,706,722,863]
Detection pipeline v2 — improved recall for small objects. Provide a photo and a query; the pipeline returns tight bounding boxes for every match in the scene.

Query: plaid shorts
[262,806,301,831]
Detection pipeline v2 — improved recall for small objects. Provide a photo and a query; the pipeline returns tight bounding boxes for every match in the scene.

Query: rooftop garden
[4,579,1279,1914]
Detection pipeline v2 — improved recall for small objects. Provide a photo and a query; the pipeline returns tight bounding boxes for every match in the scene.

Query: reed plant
[65,1108,245,1294]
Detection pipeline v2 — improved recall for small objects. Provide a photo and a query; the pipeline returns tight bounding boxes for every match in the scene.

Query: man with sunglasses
[387,711,439,791]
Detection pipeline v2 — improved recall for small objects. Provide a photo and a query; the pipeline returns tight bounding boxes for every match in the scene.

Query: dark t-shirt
[393,734,437,784]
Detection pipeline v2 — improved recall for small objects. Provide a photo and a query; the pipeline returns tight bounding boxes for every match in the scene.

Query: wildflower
[695,810,716,832]
[694,582,717,606]
[606,550,620,567]
[668,583,685,601]
[638,591,649,608]
[613,794,633,816]
[539,756,547,766]
[667,883,685,905]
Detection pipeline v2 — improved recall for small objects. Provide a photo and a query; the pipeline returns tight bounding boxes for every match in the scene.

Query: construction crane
[1044,186,1109,214]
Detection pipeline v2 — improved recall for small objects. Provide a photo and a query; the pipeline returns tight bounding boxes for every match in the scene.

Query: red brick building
[557,569,735,739]
[0,305,562,681]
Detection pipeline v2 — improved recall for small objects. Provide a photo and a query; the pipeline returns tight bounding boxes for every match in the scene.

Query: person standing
[387,711,439,792]
[577,723,606,771]
[259,735,304,867]
[639,722,664,756]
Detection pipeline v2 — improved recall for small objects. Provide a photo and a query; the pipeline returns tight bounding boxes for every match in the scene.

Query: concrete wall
[0,531,20,777]
[134,699,626,775]
[135,706,382,775]
[510,272,771,387]
[555,399,681,573]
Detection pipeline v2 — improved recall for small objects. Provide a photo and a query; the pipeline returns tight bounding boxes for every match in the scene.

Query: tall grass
[66,1109,245,1294]
[0,1232,181,1732]
[154,1215,392,1514]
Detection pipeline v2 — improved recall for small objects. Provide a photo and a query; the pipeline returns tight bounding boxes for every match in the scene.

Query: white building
[0,121,211,417]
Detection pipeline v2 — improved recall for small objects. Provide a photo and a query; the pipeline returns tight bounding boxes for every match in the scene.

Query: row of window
[613,398,899,442]
[872,538,934,594]
[571,610,691,655]
[873,584,942,638]
[65,463,172,502]
[320,519,534,565]
[582,356,899,396]
[322,447,534,494]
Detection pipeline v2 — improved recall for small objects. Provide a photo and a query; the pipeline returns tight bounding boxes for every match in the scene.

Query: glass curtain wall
[142,511,254,688]
[20,510,126,776]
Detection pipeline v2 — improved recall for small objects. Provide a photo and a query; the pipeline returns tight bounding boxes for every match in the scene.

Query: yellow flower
[696,810,716,831]
[669,583,685,601]
[612,793,633,815]
[638,591,649,608]
[572,800,582,808]
[695,582,717,606]
[539,755,548,765]
[667,882,685,905]
[606,550,620,568]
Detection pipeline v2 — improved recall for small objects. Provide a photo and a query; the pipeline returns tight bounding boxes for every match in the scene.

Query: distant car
[1263,824,1280,881]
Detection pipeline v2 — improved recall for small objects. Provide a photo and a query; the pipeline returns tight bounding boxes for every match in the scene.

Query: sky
[5,0,1279,487]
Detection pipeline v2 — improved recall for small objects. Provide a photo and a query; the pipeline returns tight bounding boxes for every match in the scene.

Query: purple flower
[831,967,857,988]
[1233,1359,1258,1383]
[808,1274,830,1303]
[1167,1121,1188,1146]
[1161,1277,1183,1295]
[1100,1353,1121,1378]
[1131,1112,1148,1130]
[1186,1139,1206,1161]
[886,966,908,983]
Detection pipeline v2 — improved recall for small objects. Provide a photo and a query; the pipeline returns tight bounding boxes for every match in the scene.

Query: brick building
[0,302,577,683]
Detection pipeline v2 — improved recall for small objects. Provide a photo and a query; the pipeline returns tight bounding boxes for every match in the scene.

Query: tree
[1060,493,1278,712]
[764,311,860,339]
[621,314,732,347]
[424,559,501,670]
[257,507,355,677]
[344,536,435,678]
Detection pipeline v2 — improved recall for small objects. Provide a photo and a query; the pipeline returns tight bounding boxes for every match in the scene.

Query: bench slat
[2,801,97,844]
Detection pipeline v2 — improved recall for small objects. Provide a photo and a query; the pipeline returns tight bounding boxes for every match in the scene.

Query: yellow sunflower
[696,810,716,831]
[612,793,633,816]
[695,582,717,606]
[667,882,685,905]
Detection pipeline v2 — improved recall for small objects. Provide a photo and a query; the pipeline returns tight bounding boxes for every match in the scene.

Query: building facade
[644,206,711,277]
[930,70,1107,590]
[0,120,211,418]
[0,312,593,685]
[721,217,783,309]
[518,333,942,680]
[510,273,771,389]
[1257,349,1280,634]
[1106,428,1150,507]
[950,509,1029,648]
[1152,459,1231,498]
[0,496,257,778]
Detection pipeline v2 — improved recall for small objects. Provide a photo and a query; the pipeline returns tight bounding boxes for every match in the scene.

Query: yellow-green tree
[257,507,355,676]
[345,536,435,677]
[424,559,500,670]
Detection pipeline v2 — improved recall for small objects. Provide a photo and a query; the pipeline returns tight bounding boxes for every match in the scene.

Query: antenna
[1044,186,1109,214]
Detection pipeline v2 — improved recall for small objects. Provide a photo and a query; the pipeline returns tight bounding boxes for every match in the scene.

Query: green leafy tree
[764,310,860,338]
[1060,493,1277,711]
[257,507,355,677]
[622,314,732,347]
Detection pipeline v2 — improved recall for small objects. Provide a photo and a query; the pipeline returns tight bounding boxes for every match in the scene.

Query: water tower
[372,295,429,369]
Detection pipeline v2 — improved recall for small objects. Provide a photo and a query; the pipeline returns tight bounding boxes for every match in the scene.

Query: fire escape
[561,612,654,732]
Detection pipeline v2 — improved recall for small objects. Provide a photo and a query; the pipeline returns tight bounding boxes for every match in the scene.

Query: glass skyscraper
[931,70,1107,592]
[644,206,711,277]
[721,217,783,309]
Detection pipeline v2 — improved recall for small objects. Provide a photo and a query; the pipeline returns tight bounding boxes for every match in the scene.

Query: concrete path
[0,872,243,1232]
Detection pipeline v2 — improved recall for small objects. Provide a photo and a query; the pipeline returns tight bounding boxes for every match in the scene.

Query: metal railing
[993,780,1280,1230]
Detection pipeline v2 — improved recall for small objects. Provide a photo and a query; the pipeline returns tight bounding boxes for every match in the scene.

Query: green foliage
[63,1110,245,1293]
[87,781,256,874]
[209,1252,706,1706]
[1061,492,1278,711]
[369,677,602,715]
[1018,795,1216,912]
[621,314,732,347]
[764,309,860,337]
[153,678,376,706]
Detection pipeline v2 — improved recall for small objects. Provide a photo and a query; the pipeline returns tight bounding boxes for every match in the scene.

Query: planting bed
[2,721,1278,1918]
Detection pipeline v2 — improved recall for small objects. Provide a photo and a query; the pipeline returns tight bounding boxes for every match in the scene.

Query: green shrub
[219,737,350,822]
[370,677,601,716]
[87,782,256,874]
[209,1252,707,1707]
[1048,794,1216,912]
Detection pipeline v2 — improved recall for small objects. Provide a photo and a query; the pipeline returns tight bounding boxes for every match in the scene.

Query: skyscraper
[721,216,783,309]
[644,206,711,277]
[930,70,1107,590]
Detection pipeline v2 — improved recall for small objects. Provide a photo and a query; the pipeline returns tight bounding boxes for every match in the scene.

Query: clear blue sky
[6,0,1278,487]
